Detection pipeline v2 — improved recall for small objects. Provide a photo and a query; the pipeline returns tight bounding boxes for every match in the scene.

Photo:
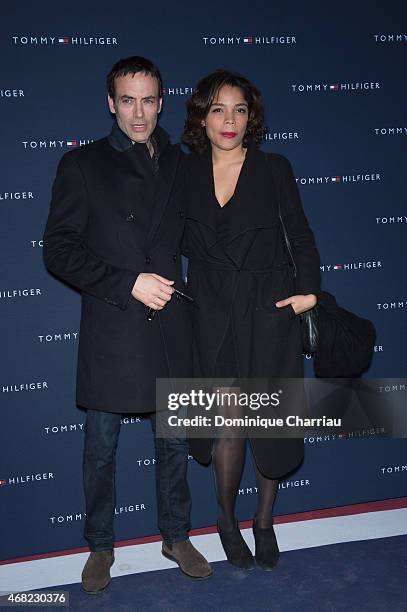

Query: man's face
[108,72,162,144]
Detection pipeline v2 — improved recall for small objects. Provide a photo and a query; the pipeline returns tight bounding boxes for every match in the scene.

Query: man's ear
[108,95,116,115]
[158,98,163,114]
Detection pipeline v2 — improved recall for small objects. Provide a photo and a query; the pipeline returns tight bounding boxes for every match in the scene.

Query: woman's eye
[212,107,222,112]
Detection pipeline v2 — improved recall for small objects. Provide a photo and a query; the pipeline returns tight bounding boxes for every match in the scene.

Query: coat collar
[186,142,279,268]
[108,121,134,152]
[108,121,171,155]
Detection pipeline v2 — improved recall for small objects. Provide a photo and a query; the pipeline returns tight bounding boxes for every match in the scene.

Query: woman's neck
[211,145,246,165]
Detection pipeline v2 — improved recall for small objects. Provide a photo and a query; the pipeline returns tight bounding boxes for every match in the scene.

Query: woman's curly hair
[182,70,267,153]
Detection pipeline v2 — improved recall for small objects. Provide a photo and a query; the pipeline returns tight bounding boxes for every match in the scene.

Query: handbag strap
[267,154,298,279]
[278,203,298,279]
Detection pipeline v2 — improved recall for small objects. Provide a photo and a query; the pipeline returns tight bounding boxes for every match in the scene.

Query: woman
[181,71,320,570]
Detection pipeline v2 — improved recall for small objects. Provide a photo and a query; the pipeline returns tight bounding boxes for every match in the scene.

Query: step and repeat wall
[1,1,406,560]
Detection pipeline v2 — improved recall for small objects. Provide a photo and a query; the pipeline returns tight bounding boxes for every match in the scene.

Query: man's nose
[133,102,144,118]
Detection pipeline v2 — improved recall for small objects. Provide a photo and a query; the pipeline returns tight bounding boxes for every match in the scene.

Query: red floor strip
[1,497,406,565]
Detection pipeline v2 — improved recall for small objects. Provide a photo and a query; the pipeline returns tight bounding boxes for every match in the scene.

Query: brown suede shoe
[81,550,114,594]
[162,540,212,579]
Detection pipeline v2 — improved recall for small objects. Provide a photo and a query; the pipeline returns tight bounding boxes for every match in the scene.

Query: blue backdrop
[1,0,406,561]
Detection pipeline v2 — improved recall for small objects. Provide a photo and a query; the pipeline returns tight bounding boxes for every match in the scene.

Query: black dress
[213,196,241,380]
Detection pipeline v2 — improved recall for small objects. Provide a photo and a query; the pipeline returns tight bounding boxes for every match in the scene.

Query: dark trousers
[83,409,191,551]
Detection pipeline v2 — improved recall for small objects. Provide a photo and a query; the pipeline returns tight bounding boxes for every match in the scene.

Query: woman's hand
[275,294,317,315]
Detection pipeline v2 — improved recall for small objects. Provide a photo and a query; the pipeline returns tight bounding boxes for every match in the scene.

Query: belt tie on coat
[188,258,292,273]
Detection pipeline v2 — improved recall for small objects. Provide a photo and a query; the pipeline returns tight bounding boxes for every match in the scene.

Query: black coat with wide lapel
[183,142,321,477]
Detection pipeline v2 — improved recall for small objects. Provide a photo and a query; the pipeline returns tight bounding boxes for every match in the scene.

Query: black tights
[213,437,278,531]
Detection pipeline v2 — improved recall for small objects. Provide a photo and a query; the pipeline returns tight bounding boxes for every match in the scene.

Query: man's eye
[122,99,132,104]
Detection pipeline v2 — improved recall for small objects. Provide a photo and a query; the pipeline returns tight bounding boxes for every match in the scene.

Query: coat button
[172,254,177,261]
[179,211,185,218]
[145,256,151,264]
[126,213,135,222]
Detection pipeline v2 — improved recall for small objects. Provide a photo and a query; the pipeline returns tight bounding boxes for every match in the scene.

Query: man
[43,56,212,593]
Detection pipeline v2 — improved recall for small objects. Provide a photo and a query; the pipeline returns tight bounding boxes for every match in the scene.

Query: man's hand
[132,273,174,310]
[275,294,317,315]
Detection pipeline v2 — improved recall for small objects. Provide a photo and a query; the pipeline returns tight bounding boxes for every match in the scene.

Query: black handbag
[278,208,319,355]
[313,291,376,377]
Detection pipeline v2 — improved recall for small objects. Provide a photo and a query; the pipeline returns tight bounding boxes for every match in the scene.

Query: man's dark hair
[107,56,163,99]
[182,69,266,153]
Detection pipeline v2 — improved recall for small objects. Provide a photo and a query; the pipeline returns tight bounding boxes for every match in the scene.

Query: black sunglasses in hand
[147,288,196,321]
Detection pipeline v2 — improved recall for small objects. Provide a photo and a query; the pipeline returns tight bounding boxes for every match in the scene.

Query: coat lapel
[223,144,279,268]
[147,143,180,247]
[108,122,180,249]
[186,148,218,243]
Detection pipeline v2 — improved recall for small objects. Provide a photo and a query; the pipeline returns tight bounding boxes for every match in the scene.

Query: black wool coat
[182,143,321,477]
[43,124,192,413]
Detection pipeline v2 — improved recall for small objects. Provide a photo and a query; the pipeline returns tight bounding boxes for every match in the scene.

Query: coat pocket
[259,272,296,320]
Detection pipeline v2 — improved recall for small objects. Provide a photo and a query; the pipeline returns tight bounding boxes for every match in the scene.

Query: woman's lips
[221,132,237,138]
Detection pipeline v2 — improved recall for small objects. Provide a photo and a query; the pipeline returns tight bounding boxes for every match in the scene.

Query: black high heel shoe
[253,519,280,571]
[217,521,255,570]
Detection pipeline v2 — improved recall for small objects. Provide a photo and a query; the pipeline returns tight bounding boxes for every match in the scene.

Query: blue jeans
[83,409,191,551]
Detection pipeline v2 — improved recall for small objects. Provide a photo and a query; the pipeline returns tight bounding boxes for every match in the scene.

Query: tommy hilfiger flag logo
[0,479,7,486]
[330,84,339,91]
[334,265,343,270]
[243,37,253,44]
[331,177,341,182]
[66,140,77,147]
[58,37,70,44]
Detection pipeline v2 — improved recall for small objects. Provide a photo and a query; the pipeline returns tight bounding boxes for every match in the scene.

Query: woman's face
[203,85,249,152]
